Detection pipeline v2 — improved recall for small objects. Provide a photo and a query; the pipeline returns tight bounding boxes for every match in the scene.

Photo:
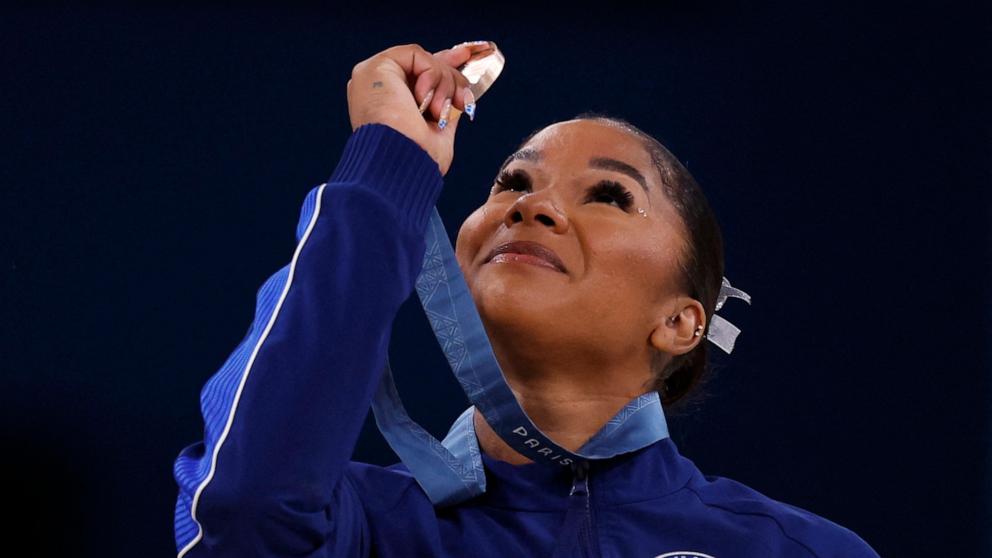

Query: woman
[173,42,879,557]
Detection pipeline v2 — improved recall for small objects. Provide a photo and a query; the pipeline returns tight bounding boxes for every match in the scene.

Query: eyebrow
[499,148,651,197]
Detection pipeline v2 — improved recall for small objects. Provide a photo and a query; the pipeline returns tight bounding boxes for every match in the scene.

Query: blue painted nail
[464,89,476,122]
[438,97,452,130]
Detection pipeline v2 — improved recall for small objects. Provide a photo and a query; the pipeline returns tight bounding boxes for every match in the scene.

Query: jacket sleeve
[172,123,445,557]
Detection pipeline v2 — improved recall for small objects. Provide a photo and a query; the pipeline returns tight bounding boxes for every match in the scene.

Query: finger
[432,44,475,69]
[414,69,441,114]
[440,68,473,122]
[449,71,472,115]
[450,84,465,115]
[436,68,475,123]
[430,69,456,120]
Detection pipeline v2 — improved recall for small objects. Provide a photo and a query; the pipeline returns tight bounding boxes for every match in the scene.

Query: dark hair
[511,111,726,414]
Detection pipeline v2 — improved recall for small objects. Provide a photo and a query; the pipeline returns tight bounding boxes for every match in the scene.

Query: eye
[586,180,635,212]
[493,169,531,193]
[492,170,636,212]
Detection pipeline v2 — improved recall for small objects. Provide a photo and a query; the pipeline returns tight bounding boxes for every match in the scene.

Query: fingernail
[438,97,452,130]
[452,40,489,49]
[418,89,435,114]
[464,88,476,122]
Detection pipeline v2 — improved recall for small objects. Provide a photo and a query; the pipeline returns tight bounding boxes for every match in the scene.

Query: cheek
[455,204,500,268]
[593,237,675,303]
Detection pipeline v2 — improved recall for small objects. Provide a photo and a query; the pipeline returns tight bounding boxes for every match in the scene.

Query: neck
[473,336,655,465]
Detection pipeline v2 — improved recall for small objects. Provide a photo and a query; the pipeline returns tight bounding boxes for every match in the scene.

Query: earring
[637,207,647,218]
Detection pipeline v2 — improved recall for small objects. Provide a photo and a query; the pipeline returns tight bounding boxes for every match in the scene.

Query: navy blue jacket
[173,122,880,557]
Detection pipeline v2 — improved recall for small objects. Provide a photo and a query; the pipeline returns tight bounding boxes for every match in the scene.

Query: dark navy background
[3,3,989,556]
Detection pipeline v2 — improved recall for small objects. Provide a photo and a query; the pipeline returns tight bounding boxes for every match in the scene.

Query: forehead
[523,119,650,166]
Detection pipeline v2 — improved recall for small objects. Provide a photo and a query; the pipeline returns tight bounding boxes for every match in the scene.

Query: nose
[502,190,569,234]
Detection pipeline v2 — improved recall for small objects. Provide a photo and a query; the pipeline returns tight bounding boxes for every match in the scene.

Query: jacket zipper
[569,461,600,557]
[551,461,601,558]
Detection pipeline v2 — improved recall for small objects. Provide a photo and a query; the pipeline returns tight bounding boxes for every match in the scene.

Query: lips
[484,240,567,273]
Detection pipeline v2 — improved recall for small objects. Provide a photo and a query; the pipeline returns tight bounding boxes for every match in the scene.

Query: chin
[470,272,569,331]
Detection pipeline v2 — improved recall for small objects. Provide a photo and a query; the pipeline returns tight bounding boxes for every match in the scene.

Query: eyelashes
[492,169,635,212]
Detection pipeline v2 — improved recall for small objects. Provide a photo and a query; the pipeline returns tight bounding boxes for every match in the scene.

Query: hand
[347,43,477,176]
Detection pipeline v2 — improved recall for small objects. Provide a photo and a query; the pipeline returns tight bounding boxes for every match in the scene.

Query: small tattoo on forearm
[372,81,384,88]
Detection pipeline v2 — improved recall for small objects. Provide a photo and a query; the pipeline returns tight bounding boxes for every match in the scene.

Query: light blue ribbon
[372,207,671,507]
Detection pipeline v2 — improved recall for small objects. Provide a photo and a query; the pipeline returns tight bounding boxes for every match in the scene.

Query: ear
[649,296,706,356]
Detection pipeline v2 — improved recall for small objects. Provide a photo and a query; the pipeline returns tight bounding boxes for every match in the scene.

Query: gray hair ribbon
[704,276,752,354]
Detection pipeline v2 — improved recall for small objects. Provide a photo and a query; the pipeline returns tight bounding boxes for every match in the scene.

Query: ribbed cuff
[327,123,444,234]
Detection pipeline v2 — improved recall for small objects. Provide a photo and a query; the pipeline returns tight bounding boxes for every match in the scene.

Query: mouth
[483,240,567,273]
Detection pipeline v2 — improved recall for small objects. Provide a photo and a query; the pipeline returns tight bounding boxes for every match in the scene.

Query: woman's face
[455,119,694,376]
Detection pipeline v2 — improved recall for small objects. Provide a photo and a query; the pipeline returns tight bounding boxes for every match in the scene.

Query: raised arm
[172,43,475,557]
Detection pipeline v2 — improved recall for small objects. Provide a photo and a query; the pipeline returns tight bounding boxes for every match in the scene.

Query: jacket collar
[474,436,699,511]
